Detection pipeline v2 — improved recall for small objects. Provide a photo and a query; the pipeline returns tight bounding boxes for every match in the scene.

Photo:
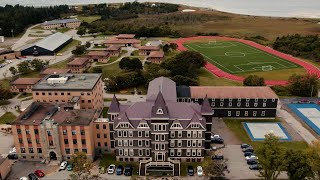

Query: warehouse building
[41,18,81,29]
[21,32,72,56]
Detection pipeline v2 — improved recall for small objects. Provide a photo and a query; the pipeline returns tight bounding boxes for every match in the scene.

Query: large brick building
[32,73,104,110]
[41,18,81,29]
[10,78,42,93]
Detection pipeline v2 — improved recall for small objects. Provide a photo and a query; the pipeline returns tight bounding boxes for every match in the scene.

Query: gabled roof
[139,46,160,50]
[170,119,183,129]
[42,18,81,26]
[115,113,134,129]
[11,78,41,85]
[151,92,169,119]
[87,51,109,56]
[201,95,213,115]
[116,34,135,39]
[40,68,71,75]
[108,95,120,113]
[67,57,89,66]
[148,51,164,58]
[147,77,177,102]
[23,32,72,51]
[106,45,121,51]
[186,113,205,129]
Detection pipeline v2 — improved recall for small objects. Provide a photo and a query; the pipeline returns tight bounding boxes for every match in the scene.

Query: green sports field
[184,41,300,74]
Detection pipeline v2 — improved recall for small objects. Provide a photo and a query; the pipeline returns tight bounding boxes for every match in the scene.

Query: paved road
[277,107,318,144]
[0,131,14,155]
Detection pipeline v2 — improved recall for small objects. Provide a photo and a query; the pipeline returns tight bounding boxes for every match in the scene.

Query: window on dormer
[156,108,164,115]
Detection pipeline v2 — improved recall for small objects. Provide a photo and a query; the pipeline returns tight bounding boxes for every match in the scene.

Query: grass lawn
[97,62,122,79]
[0,79,11,89]
[224,118,308,150]
[0,112,16,124]
[104,98,127,102]
[131,50,139,56]
[237,67,306,80]
[121,50,128,55]
[198,68,242,86]
[77,15,101,23]
[102,107,109,118]
[31,25,43,30]
[185,41,301,75]
[0,59,5,64]
[108,56,119,64]
[100,154,139,175]
[17,93,32,99]
[57,39,81,54]
[49,59,70,69]
[56,28,71,33]
[21,97,33,102]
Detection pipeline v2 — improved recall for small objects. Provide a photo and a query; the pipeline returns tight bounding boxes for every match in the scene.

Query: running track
[173,36,320,86]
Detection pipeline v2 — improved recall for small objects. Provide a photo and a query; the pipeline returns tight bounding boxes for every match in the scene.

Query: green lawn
[56,28,71,33]
[224,118,308,150]
[77,15,101,23]
[49,59,70,69]
[0,112,16,124]
[0,79,10,89]
[57,39,81,54]
[131,50,139,56]
[17,93,32,99]
[108,56,119,64]
[185,41,302,75]
[0,60,5,64]
[100,154,139,175]
[21,97,33,102]
[121,50,128,55]
[198,68,242,86]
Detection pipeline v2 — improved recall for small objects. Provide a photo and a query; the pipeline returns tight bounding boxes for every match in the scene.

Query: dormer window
[170,123,182,129]
[191,124,200,128]
[138,123,149,128]
[156,108,164,115]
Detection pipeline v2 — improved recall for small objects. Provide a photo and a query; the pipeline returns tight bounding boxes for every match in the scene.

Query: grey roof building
[21,32,72,56]
[108,77,213,176]
[42,18,81,26]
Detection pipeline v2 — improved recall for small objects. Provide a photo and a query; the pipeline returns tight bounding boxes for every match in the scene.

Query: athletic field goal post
[262,65,273,71]
[208,40,217,45]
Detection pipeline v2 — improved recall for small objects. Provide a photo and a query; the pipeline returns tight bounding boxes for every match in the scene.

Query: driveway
[0,131,14,155]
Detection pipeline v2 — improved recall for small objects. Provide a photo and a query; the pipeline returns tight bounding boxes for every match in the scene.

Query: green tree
[172,75,199,86]
[284,149,313,180]
[85,42,91,48]
[162,44,170,54]
[306,141,320,178]
[119,57,142,71]
[77,27,86,36]
[91,67,102,73]
[17,61,31,74]
[174,51,205,69]
[0,85,14,100]
[69,152,96,180]
[243,75,265,86]
[72,45,87,55]
[30,59,48,71]
[169,43,178,50]
[9,66,18,75]
[287,74,319,97]
[256,133,285,180]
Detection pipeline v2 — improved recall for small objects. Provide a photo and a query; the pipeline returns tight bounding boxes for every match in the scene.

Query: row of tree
[0,5,70,37]
[9,59,48,75]
[273,34,320,62]
[243,74,319,97]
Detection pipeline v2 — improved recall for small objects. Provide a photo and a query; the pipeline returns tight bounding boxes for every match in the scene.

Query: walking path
[277,106,318,144]
[92,47,136,67]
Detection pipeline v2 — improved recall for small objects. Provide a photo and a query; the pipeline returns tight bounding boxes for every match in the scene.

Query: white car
[9,147,16,154]
[20,177,28,180]
[210,134,220,140]
[59,161,68,170]
[246,155,258,160]
[107,164,116,174]
[197,166,203,176]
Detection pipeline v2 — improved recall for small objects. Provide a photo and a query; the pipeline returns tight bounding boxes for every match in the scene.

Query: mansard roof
[151,92,169,119]
[108,94,120,113]
[201,95,213,115]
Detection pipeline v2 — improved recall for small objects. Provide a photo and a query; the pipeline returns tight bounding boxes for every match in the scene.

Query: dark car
[34,170,45,177]
[124,165,133,176]
[187,166,194,176]
[241,143,251,149]
[116,165,124,175]
[7,154,18,159]
[212,138,224,144]
[242,147,254,152]
[244,152,256,157]
[247,159,258,165]
[249,164,262,170]
[28,173,38,180]
[212,155,224,160]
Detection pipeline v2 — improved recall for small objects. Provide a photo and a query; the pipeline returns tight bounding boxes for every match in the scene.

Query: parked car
[7,153,18,159]
[242,147,254,152]
[211,134,220,140]
[197,166,203,176]
[67,164,73,171]
[245,155,258,160]
[116,165,124,175]
[108,164,116,174]
[212,155,224,160]
[241,143,251,149]
[211,138,224,144]
[20,177,28,180]
[124,165,133,176]
[99,167,106,174]
[59,161,68,170]
[244,152,255,157]
[28,173,38,180]
[249,164,262,170]
[247,159,259,165]
[187,166,194,176]
[34,170,45,177]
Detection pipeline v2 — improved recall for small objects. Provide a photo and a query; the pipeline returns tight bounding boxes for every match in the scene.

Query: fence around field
[173,36,320,86]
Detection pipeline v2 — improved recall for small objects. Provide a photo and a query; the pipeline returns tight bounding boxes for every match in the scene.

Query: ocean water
[1,0,320,18]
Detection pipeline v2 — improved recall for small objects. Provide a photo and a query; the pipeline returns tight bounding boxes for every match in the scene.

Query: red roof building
[87,50,110,63]
[10,78,42,93]
[146,51,165,64]
[67,57,90,73]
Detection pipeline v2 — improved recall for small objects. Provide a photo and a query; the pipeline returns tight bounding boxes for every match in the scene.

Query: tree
[174,51,205,69]
[162,44,170,54]
[205,159,227,179]
[172,75,199,86]
[287,74,319,97]
[30,59,48,71]
[17,61,31,74]
[119,57,142,71]
[306,141,320,178]
[69,152,96,180]
[77,27,86,36]
[256,133,285,180]
[85,42,91,48]
[284,149,313,180]
[169,43,178,50]
[243,75,266,86]
[0,85,13,100]
[91,67,102,73]
[72,45,87,55]
[9,66,17,75]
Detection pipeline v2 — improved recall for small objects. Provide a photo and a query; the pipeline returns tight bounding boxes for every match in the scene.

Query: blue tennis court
[243,122,292,141]
[288,104,320,135]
